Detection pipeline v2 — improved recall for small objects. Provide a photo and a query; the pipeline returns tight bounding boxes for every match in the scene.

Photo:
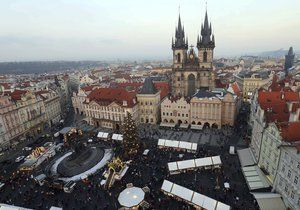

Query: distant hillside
[244,49,299,59]
[0,61,104,74]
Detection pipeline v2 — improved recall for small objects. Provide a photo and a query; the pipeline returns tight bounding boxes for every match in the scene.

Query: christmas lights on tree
[122,112,140,158]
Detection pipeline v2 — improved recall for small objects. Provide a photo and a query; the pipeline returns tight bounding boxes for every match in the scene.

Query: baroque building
[136,77,161,124]
[171,11,215,97]
[83,88,138,130]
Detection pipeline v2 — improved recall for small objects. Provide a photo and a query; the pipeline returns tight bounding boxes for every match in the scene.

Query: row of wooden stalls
[161,180,231,210]
[167,156,222,175]
[157,139,198,153]
[97,132,123,142]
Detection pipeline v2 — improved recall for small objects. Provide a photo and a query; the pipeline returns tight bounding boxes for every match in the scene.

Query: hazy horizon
[0,0,299,61]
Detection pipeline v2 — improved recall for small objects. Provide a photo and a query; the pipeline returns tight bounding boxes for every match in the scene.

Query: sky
[0,0,299,61]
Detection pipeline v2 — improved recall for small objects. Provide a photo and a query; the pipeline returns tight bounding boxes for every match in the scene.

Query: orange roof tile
[277,122,300,142]
[87,88,137,108]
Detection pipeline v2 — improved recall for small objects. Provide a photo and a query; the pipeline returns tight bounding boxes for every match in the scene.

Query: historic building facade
[136,77,161,124]
[274,140,300,210]
[0,96,25,146]
[36,90,62,127]
[72,85,98,115]
[161,90,238,128]
[83,88,138,130]
[161,97,190,125]
[171,11,215,97]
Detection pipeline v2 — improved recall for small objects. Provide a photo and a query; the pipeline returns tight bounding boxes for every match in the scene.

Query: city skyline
[0,0,299,61]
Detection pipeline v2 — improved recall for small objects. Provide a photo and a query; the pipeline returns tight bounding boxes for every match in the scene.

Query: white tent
[172,184,194,202]
[168,156,222,174]
[157,139,198,153]
[112,134,123,141]
[161,180,230,210]
[237,148,256,167]
[242,166,270,190]
[252,193,286,210]
[97,132,109,139]
[118,187,145,208]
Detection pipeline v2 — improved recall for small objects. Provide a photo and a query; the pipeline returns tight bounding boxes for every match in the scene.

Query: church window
[177,53,181,63]
[203,51,208,62]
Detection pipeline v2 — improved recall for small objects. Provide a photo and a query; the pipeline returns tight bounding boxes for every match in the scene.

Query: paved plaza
[0,106,257,209]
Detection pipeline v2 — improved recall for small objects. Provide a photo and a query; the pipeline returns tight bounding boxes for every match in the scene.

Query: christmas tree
[122,112,140,158]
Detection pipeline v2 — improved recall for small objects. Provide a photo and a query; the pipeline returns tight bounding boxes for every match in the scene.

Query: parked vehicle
[15,156,25,163]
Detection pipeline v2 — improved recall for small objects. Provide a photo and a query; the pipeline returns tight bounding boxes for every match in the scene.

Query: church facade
[160,10,239,128]
[171,11,215,97]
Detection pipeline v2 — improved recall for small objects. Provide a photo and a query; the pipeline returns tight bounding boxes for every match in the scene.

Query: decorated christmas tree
[122,112,140,158]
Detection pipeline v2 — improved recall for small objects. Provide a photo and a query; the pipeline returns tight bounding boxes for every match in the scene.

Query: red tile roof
[258,90,300,123]
[277,122,300,142]
[87,88,137,108]
[154,82,170,99]
[9,89,28,101]
[231,82,242,97]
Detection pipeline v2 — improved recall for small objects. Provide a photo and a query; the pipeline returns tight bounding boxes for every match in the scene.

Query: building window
[150,118,153,123]
[163,112,165,116]
[288,170,291,179]
[186,114,188,117]
[297,162,300,170]
[291,191,294,199]
[177,53,181,63]
[284,186,288,193]
[203,51,207,62]
[294,176,298,185]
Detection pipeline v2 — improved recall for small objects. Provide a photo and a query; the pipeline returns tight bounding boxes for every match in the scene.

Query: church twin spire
[172,14,188,50]
[197,10,215,48]
[172,9,215,50]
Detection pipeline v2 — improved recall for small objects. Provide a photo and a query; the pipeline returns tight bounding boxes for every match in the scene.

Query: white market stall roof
[168,156,222,173]
[237,148,256,167]
[161,180,230,210]
[191,124,204,130]
[118,186,145,208]
[157,139,198,152]
[160,122,176,128]
[242,166,270,190]
[0,204,33,210]
[97,132,109,139]
[251,193,286,210]
[179,124,189,129]
[112,134,123,141]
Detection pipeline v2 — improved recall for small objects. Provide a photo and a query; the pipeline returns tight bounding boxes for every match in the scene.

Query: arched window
[203,51,207,62]
[177,53,181,63]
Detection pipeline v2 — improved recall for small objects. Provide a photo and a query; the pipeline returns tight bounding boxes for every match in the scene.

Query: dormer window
[123,101,127,106]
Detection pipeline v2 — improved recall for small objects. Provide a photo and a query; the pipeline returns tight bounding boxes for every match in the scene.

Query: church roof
[193,90,216,98]
[140,77,158,94]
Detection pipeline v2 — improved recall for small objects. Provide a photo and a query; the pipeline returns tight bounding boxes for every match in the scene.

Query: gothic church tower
[171,9,215,97]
